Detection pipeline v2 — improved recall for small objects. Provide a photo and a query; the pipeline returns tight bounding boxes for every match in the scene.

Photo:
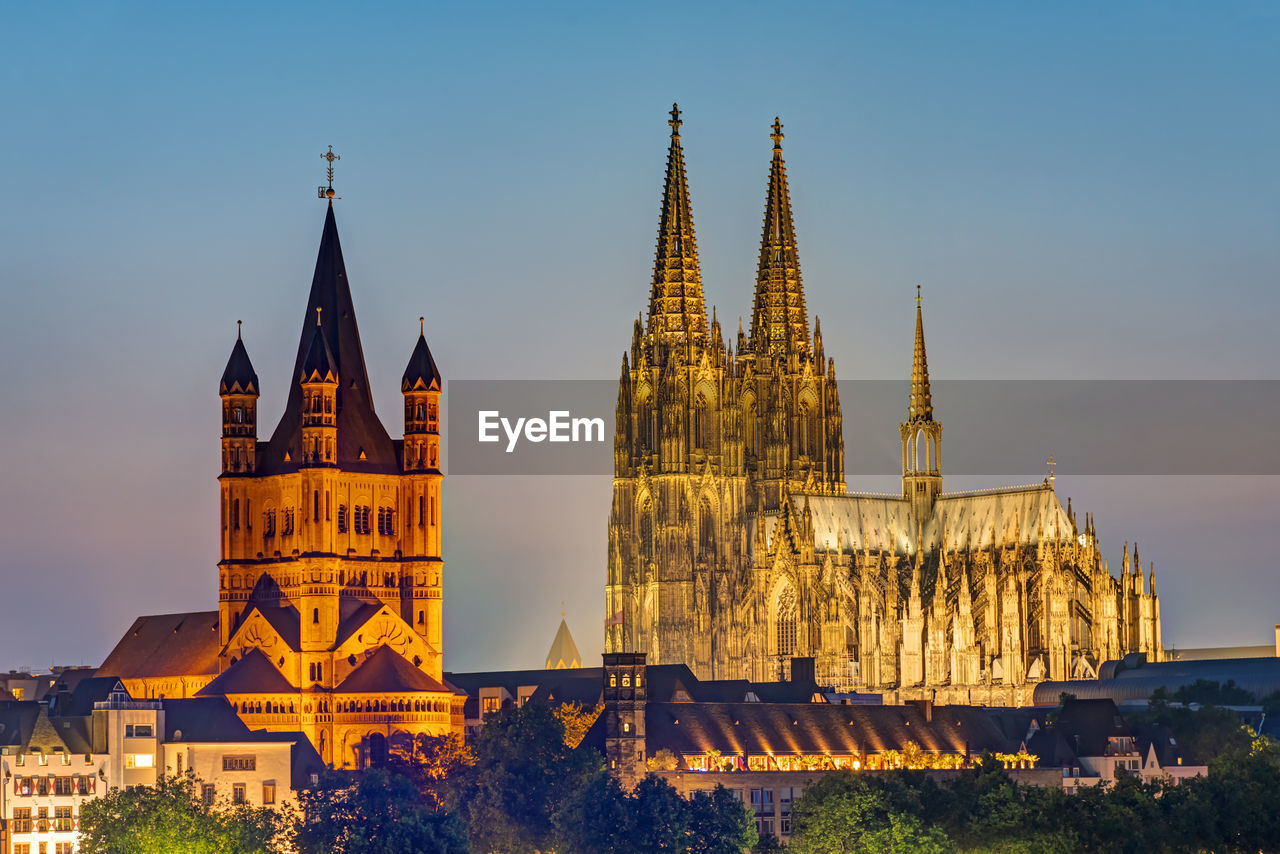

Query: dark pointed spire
[907,285,934,423]
[220,321,259,395]
[262,204,398,473]
[402,317,442,391]
[750,117,810,359]
[646,103,708,349]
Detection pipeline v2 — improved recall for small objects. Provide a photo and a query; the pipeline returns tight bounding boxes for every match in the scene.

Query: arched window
[743,402,756,456]
[337,505,348,534]
[312,608,320,624]
[638,503,654,562]
[699,502,715,560]
[776,586,797,657]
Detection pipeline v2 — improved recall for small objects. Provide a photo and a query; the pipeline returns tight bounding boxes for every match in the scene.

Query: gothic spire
[907,286,934,423]
[402,318,442,392]
[646,103,708,349]
[750,117,810,359]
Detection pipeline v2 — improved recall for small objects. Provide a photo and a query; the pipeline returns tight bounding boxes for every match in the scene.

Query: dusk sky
[2,2,1277,673]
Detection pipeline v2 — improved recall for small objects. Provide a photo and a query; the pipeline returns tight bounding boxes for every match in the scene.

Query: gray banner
[444,380,1280,476]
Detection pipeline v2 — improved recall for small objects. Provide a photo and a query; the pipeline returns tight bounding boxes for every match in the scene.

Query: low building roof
[99,612,221,679]
[635,702,1014,758]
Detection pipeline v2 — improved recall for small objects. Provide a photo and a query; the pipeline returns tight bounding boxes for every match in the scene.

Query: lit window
[202,784,215,804]
[232,783,246,804]
[262,781,276,805]
[124,754,154,769]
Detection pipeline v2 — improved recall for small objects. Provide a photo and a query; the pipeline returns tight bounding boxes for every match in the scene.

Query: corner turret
[220,321,259,475]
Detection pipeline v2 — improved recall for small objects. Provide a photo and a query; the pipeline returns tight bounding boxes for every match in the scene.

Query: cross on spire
[318,145,341,203]
[668,103,682,138]
[1047,454,1056,485]
[771,117,784,150]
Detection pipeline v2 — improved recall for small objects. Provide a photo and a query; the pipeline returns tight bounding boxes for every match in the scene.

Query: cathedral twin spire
[646,106,816,364]
[750,118,810,360]
[647,104,708,349]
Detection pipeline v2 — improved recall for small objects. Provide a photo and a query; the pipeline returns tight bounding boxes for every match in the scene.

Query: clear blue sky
[1,2,1277,671]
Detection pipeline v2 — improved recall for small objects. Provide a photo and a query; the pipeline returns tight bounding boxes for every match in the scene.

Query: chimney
[908,698,934,722]
[789,657,816,687]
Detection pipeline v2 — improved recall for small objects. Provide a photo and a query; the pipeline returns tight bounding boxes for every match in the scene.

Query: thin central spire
[908,285,933,422]
[750,117,810,359]
[646,103,708,349]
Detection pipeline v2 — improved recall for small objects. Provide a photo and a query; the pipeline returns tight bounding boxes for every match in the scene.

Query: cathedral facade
[100,184,463,767]
[604,108,1163,704]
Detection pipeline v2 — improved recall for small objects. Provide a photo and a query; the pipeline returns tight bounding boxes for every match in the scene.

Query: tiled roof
[98,612,221,679]
[642,702,1015,757]
[337,646,450,694]
[197,649,294,696]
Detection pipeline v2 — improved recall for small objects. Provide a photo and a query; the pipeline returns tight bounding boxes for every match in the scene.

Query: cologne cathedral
[605,108,1163,704]
[98,169,463,767]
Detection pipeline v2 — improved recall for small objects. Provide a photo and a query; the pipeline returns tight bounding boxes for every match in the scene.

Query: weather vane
[1047,454,1056,485]
[318,145,341,202]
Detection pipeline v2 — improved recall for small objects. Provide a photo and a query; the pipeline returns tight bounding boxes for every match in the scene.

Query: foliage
[554,774,756,854]
[648,747,681,771]
[555,699,605,748]
[1170,678,1256,707]
[294,768,469,854]
[386,732,475,811]
[788,771,953,853]
[1131,688,1255,764]
[78,772,287,854]
[452,701,603,853]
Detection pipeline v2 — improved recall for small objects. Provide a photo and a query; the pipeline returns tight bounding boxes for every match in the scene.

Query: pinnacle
[907,287,933,423]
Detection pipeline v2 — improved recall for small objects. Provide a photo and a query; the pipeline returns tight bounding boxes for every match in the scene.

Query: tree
[387,732,475,811]
[687,785,757,854]
[453,701,603,853]
[788,773,952,854]
[79,773,286,854]
[555,699,604,748]
[630,775,691,852]
[294,768,469,854]
[553,771,636,854]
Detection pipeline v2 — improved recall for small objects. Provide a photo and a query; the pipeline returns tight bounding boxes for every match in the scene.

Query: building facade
[98,187,464,767]
[605,108,1163,704]
[0,678,322,854]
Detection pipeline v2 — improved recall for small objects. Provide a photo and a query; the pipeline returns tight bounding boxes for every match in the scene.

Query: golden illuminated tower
[901,287,941,520]
[207,162,460,766]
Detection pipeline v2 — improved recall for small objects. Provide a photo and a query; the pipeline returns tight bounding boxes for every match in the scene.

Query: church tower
[901,288,941,519]
[207,160,461,767]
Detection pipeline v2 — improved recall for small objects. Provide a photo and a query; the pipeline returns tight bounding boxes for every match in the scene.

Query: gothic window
[430,495,437,526]
[313,491,321,523]
[699,502,715,560]
[429,444,438,467]
[233,407,243,423]
[419,496,425,527]
[337,505,348,534]
[324,397,332,414]
[282,508,295,536]
[776,586,797,657]
[638,505,654,560]
[427,402,438,429]
[744,402,756,456]
[693,395,708,449]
